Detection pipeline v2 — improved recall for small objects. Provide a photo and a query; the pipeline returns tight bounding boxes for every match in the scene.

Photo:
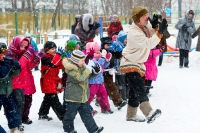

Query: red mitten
[105,53,112,61]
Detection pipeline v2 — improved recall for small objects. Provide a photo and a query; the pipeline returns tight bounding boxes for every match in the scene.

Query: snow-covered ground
[1,27,200,133]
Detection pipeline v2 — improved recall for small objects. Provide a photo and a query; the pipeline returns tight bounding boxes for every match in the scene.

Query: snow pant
[88,84,111,112]
[22,94,32,122]
[62,102,98,133]
[158,52,163,66]
[12,89,25,124]
[0,125,6,133]
[104,75,123,106]
[38,93,66,120]
[125,72,149,108]
[116,74,128,101]
[0,94,20,129]
[145,80,152,94]
[179,49,189,67]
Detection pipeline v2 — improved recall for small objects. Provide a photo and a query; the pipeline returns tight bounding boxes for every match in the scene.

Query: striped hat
[70,50,85,64]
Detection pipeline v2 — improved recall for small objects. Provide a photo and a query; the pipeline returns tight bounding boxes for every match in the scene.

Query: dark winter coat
[74,14,96,47]
[192,26,200,51]
[159,29,170,52]
[40,53,63,94]
[175,10,196,50]
[0,58,20,97]
[107,21,123,36]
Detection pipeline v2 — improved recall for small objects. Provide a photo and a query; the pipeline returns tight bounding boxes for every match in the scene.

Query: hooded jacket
[175,10,196,50]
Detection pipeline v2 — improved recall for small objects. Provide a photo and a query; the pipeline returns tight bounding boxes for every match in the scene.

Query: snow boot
[102,110,114,114]
[10,127,23,133]
[93,126,104,133]
[22,119,32,125]
[139,101,153,117]
[38,115,53,121]
[117,100,127,110]
[147,109,162,124]
[126,105,145,122]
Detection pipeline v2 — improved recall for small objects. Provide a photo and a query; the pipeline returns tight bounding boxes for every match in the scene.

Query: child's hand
[105,52,112,62]
[101,49,107,58]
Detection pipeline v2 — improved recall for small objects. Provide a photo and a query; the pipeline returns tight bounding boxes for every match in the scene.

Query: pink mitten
[105,53,112,61]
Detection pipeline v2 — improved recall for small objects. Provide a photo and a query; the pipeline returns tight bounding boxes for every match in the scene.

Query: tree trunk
[51,0,60,30]
[26,0,32,32]
[21,0,25,10]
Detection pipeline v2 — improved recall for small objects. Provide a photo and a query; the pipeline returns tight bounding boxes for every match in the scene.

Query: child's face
[20,40,28,50]
[77,58,85,67]
[124,39,127,45]
[47,47,56,55]
[104,44,110,50]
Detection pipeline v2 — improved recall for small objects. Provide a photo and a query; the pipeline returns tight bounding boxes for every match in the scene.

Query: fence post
[21,30,24,35]
[14,11,18,35]
[7,31,11,45]
[36,11,39,32]
[98,16,103,39]
[44,32,47,43]
[37,30,40,44]
[55,31,58,39]
[68,13,71,29]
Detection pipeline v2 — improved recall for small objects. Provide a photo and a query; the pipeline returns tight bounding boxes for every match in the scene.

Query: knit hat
[0,42,7,54]
[65,40,81,52]
[113,14,118,18]
[44,41,57,53]
[68,34,80,42]
[132,6,148,22]
[70,50,85,64]
[86,42,100,53]
[117,31,127,44]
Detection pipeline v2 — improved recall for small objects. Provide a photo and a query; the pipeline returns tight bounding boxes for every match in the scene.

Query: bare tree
[51,0,60,30]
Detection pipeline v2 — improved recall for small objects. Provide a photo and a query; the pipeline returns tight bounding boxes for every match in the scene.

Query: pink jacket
[144,49,161,81]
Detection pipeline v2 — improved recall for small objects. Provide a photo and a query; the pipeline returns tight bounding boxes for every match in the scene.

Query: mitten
[148,14,159,28]
[23,48,35,59]
[57,82,63,93]
[156,44,165,52]
[92,62,101,74]
[101,49,107,58]
[33,52,45,64]
[182,24,188,31]
[86,65,93,73]
[158,18,168,34]
[92,23,100,30]
[105,52,112,62]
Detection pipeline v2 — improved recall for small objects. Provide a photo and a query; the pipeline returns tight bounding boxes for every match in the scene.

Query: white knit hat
[70,50,85,64]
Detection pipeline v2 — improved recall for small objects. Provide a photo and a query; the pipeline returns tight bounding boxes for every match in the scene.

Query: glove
[182,24,188,31]
[105,52,112,62]
[158,18,168,34]
[92,23,100,30]
[156,44,165,52]
[23,47,35,59]
[101,49,107,58]
[56,46,66,55]
[148,14,159,28]
[92,62,101,74]
[57,82,63,93]
[33,52,45,64]
[109,68,116,75]
[87,59,95,67]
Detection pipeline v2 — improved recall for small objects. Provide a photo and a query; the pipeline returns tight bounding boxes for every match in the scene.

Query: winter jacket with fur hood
[175,10,196,50]
[74,14,96,46]
[62,58,96,103]
[192,26,200,51]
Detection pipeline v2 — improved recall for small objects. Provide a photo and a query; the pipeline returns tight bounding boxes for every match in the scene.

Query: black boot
[117,100,127,110]
[38,115,53,121]
[93,126,104,133]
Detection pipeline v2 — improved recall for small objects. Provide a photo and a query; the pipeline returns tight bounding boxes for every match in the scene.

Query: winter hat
[25,32,31,37]
[70,50,85,64]
[86,42,100,53]
[65,40,81,52]
[44,41,57,53]
[68,34,80,42]
[112,35,117,41]
[113,14,118,18]
[117,31,128,44]
[157,14,162,20]
[0,42,7,54]
[132,6,148,22]
[100,37,112,49]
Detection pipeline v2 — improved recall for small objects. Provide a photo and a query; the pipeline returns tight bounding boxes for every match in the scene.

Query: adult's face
[139,13,149,26]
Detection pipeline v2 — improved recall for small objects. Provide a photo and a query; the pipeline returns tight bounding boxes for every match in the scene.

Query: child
[0,42,22,133]
[86,42,113,114]
[62,50,103,133]
[6,35,33,131]
[100,37,127,110]
[38,41,66,121]
[144,44,165,97]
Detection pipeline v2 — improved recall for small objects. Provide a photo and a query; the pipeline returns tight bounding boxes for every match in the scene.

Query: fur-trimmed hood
[79,13,94,32]
[62,57,78,71]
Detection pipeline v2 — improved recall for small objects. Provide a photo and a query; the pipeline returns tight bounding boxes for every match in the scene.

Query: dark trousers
[125,72,149,107]
[0,94,20,129]
[158,52,163,66]
[12,89,25,124]
[116,74,128,101]
[38,93,66,120]
[0,125,6,133]
[62,102,98,133]
[22,95,32,122]
[145,80,152,94]
[104,75,122,106]
[179,49,189,67]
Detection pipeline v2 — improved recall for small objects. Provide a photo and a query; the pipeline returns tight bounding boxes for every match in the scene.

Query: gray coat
[175,10,196,50]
